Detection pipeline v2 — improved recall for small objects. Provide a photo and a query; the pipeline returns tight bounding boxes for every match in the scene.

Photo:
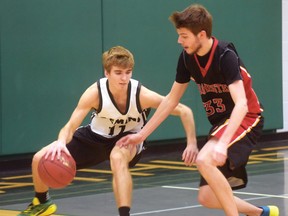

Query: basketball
[38,152,76,189]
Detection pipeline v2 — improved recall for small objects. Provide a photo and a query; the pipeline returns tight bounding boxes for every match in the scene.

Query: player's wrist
[138,132,146,142]
[57,139,66,146]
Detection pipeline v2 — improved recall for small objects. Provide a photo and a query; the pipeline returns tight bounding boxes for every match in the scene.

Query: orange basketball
[38,152,76,189]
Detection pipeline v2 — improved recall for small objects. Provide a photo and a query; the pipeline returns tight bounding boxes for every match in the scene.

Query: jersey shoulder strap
[218,40,240,72]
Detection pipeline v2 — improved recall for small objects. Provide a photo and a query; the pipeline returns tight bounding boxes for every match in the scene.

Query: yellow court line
[74,176,107,182]
[2,175,32,180]
[79,168,153,176]
[0,210,64,215]
[79,169,111,174]
[249,156,288,162]
[247,161,262,164]
[250,152,278,157]
[262,146,288,151]
[130,172,154,176]
[150,160,261,166]
[0,182,32,185]
[149,159,262,166]
[150,160,197,166]
[135,163,198,171]
[0,182,33,190]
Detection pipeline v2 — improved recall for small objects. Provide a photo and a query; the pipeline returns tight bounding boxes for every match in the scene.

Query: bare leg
[196,138,238,216]
[112,177,120,207]
[198,185,263,216]
[110,145,136,208]
[32,145,52,192]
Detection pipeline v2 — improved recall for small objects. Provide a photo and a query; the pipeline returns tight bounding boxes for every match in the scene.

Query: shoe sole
[268,205,279,216]
[39,204,57,216]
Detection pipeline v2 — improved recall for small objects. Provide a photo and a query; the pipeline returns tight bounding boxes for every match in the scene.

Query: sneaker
[17,197,57,216]
[260,205,279,216]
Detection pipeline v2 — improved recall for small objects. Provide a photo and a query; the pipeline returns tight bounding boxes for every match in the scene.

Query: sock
[35,191,50,204]
[118,206,130,216]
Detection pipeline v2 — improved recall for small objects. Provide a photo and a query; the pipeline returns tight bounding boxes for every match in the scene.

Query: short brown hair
[102,46,134,72]
[169,4,213,37]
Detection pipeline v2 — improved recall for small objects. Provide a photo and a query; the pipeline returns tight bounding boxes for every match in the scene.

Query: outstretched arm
[140,83,198,165]
[116,82,195,159]
[173,103,198,166]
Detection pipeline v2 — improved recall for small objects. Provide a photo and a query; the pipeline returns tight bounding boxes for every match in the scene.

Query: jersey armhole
[136,81,142,113]
[95,80,103,113]
[182,50,188,70]
[219,48,239,72]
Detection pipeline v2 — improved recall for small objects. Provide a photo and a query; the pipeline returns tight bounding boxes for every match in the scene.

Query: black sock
[35,191,50,203]
[118,206,130,216]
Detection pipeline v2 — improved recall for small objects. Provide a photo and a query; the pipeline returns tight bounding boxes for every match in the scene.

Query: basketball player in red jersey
[117,4,279,216]
[18,46,198,216]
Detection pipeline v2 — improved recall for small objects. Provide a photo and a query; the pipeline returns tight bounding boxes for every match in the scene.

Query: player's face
[105,66,133,90]
[176,28,201,55]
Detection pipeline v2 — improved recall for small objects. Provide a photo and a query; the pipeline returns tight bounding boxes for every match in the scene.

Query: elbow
[166,95,181,110]
[168,95,180,108]
[173,102,193,118]
[239,99,248,114]
[181,104,193,118]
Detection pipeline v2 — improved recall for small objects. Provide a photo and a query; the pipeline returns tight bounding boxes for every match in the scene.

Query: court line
[162,185,288,199]
[129,196,275,216]
[129,195,280,216]
[128,186,286,216]
[130,204,203,215]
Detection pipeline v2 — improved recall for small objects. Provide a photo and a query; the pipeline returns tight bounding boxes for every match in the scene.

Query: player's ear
[104,70,109,77]
[198,30,207,39]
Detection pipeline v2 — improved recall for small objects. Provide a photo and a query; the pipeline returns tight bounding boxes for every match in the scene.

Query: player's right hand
[44,140,70,160]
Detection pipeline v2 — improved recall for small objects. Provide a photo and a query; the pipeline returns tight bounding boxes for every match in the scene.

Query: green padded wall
[0,0,282,155]
[0,0,103,154]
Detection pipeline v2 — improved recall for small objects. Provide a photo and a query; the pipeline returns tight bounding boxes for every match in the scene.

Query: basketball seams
[44,160,74,186]
[46,159,75,176]
[41,161,68,188]
[38,153,76,189]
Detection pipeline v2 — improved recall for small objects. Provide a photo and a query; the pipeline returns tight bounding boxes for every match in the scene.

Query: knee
[198,189,214,208]
[32,150,44,165]
[195,154,210,171]
[110,151,127,171]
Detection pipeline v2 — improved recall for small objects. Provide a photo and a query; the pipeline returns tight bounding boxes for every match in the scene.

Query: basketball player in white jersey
[18,46,198,216]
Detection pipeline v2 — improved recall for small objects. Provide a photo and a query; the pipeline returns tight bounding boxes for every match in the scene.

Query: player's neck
[109,85,128,103]
[197,37,214,56]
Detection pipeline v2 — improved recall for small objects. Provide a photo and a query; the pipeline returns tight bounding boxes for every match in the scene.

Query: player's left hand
[213,142,227,166]
[182,144,198,166]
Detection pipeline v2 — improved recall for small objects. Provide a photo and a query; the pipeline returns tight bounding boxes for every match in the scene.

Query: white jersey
[90,78,149,138]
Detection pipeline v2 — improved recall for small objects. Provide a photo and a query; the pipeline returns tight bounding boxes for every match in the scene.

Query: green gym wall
[0,0,282,155]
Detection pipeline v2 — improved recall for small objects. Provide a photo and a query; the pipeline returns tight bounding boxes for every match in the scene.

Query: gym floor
[0,133,287,216]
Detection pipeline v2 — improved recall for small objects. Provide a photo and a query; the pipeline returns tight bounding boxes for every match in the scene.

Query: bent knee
[195,154,211,170]
[32,149,46,164]
[110,151,123,162]
[110,151,128,170]
[198,188,215,208]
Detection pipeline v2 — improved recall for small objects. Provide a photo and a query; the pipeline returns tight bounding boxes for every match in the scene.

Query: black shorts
[199,115,264,190]
[66,125,144,170]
